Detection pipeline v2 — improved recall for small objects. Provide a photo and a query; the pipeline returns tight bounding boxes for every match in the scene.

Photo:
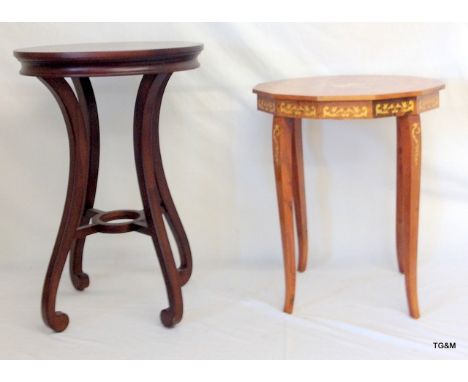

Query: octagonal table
[253,75,445,318]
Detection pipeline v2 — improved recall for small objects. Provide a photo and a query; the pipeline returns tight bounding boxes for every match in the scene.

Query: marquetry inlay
[252,76,445,319]
[272,124,281,164]
[322,105,369,118]
[278,101,317,118]
[258,98,276,113]
[411,122,421,165]
[375,100,415,116]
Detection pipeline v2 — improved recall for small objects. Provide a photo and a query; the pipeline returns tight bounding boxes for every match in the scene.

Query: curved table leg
[291,119,308,272]
[69,77,100,291]
[396,117,406,274]
[272,116,296,314]
[39,77,90,332]
[396,114,421,319]
[151,121,192,286]
[133,73,186,327]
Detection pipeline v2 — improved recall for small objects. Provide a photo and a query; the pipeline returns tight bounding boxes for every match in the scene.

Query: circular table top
[253,75,445,101]
[14,41,203,77]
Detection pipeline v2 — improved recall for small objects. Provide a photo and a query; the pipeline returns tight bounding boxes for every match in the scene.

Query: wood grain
[396,114,422,319]
[272,117,296,313]
[291,119,308,272]
[254,75,445,101]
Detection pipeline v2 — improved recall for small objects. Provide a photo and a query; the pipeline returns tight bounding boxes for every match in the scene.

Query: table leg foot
[47,312,70,333]
[272,117,296,314]
[39,77,90,332]
[396,114,422,319]
[160,308,178,328]
[134,74,184,328]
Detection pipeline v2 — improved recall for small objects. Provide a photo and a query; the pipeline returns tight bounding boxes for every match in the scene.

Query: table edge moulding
[14,41,204,77]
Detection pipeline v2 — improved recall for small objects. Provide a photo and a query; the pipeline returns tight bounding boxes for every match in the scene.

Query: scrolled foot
[70,272,90,291]
[160,308,181,328]
[47,311,70,333]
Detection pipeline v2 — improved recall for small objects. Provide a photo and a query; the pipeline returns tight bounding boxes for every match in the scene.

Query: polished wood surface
[272,117,296,313]
[254,75,444,319]
[254,76,444,120]
[254,75,445,101]
[69,77,99,291]
[396,114,422,319]
[291,119,308,272]
[15,42,200,332]
[14,41,203,77]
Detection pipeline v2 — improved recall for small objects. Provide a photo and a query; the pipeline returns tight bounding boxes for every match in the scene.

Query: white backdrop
[0,23,467,359]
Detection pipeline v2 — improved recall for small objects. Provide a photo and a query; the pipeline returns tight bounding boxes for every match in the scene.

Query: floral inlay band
[278,101,317,118]
[258,93,439,120]
[375,100,415,116]
[322,105,369,118]
[258,98,276,113]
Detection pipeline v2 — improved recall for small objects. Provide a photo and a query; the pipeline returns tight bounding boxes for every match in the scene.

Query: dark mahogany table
[253,75,445,319]
[14,42,203,332]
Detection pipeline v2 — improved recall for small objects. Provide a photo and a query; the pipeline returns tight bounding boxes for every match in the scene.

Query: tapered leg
[291,119,308,272]
[396,118,406,274]
[396,114,421,319]
[69,77,100,291]
[39,77,90,332]
[272,116,296,314]
[134,73,186,327]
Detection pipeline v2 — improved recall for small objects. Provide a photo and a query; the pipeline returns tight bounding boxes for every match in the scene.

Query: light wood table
[253,75,445,318]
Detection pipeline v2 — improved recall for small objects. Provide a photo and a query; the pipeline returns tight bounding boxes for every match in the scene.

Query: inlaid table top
[253,75,445,119]
[252,74,445,318]
[14,41,203,77]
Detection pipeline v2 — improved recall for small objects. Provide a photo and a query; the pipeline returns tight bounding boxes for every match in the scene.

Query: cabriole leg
[291,119,308,272]
[272,116,296,314]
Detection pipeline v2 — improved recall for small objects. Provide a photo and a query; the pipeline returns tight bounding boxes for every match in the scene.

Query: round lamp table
[14,42,203,332]
[253,75,445,318]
